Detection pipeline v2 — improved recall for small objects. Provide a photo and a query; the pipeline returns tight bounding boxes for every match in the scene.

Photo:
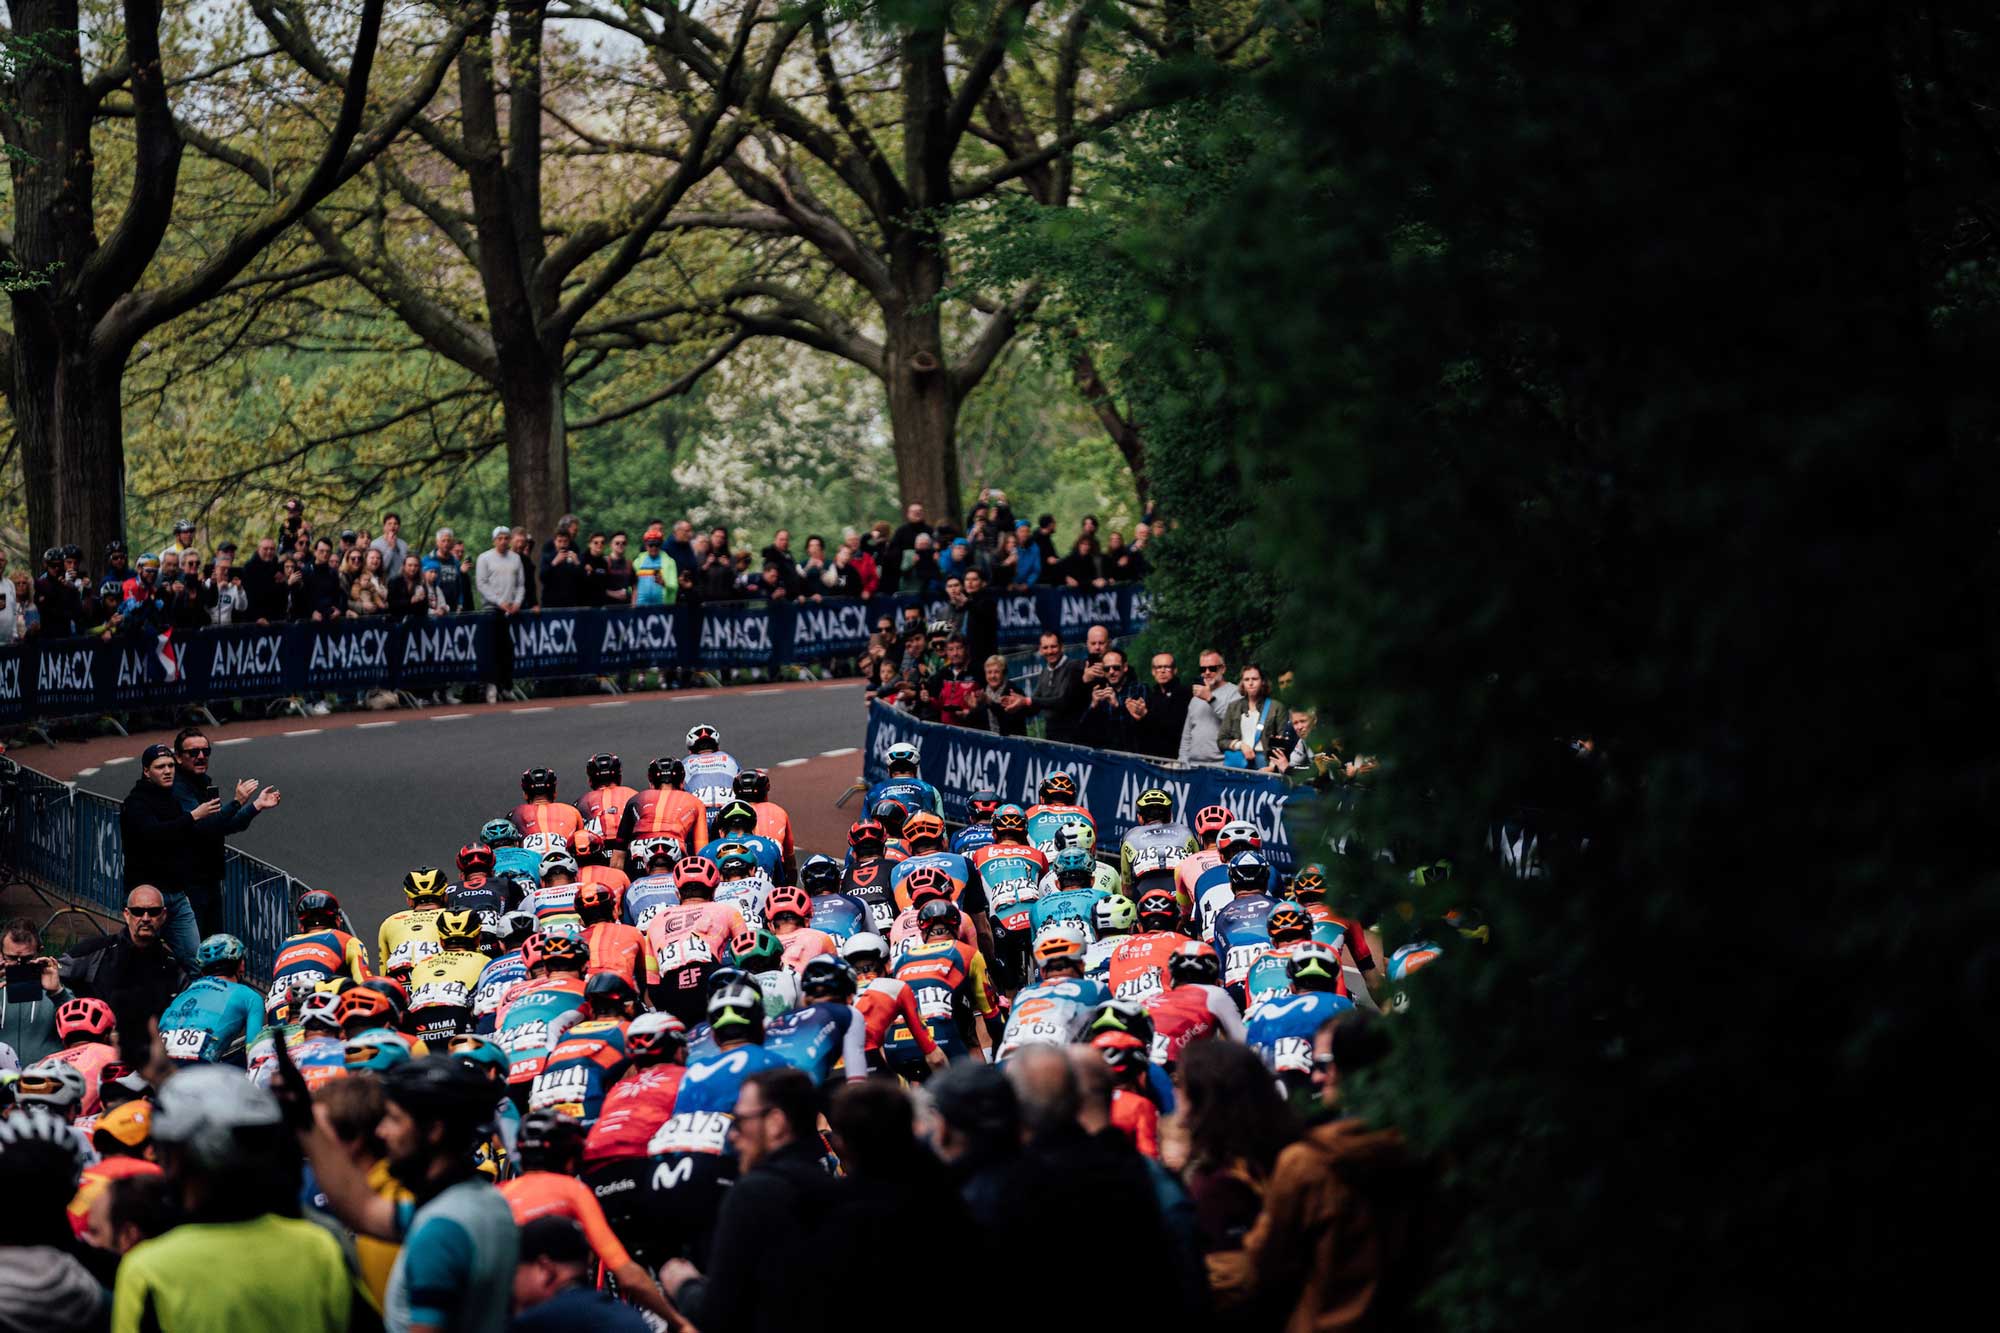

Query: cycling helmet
[1033,922,1088,968]
[539,849,579,878]
[444,1033,510,1080]
[1086,998,1155,1048]
[41,546,61,565]
[870,798,910,836]
[572,829,602,861]
[903,863,952,902]
[903,811,946,849]
[716,800,758,833]
[1051,819,1096,853]
[1290,862,1327,901]
[800,956,857,999]
[345,1030,414,1072]
[992,805,1029,838]
[150,1065,285,1168]
[434,910,484,949]
[517,1110,586,1170]
[686,724,721,753]
[967,791,1002,821]
[705,966,757,996]
[1193,805,1233,841]
[15,1059,86,1114]
[57,997,116,1042]
[539,935,588,971]
[480,818,522,847]
[800,856,842,894]
[296,989,345,1032]
[61,543,82,563]
[841,932,890,967]
[520,767,558,799]
[1217,821,1262,859]
[712,845,757,875]
[135,552,159,570]
[1135,788,1175,819]
[884,742,921,773]
[766,885,812,922]
[1286,943,1341,991]
[574,881,617,920]
[499,910,538,947]
[623,1012,687,1062]
[675,855,721,894]
[1267,903,1312,943]
[630,835,684,869]
[195,933,246,973]
[648,756,687,787]
[917,899,962,939]
[732,770,771,803]
[1052,847,1095,886]
[706,980,765,1032]
[1226,850,1270,891]
[586,752,623,785]
[1167,941,1222,987]
[296,889,344,928]
[377,1055,504,1129]
[0,1103,89,1184]
[402,866,448,902]
[96,578,121,600]
[1135,888,1181,930]
[584,971,639,1012]
[104,538,127,558]
[728,929,784,970]
[1091,1028,1151,1076]
[1093,895,1138,936]
[1037,772,1077,803]
[847,818,887,849]
[337,988,397,1031]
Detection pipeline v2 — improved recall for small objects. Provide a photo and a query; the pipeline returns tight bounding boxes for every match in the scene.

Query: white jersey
[716,874,773,930]
[682,752,741,816]
[1082,937,1120,982]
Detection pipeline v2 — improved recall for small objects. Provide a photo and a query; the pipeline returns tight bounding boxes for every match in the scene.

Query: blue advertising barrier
[0,584,1151,726]
[861,700,1310,873]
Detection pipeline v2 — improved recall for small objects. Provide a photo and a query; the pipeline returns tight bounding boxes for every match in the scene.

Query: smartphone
[5,960,43,985]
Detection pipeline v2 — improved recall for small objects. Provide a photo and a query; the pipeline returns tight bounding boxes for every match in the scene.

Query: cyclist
[268,890,372,1018]
[733,769,797,883]
[642,857,742,1026]
[1285,861,1380,1000]
[616,757,710,860]
[345,1029,414,1073]
[889,868,981,961]
[1105,888,1195,1004]
[1242,902,1338,1012]
[404,911,491,1042]
[1084,894,1139,980]
[511,766,586,844]
[994,926,1109,1061]
[1024,771,1095,851]
[864,797,915,862]
[500,1111,678,1323]
[335,987,405,1044]
[42,999,118,1115]
[1033,821,1122,898]
[1175,804,1235,912]
[447,843,515,927]
[495,934,591,1102]
[1386,924,1447,1007]
[68,1096,161,1241]
[524,848,584,932]
[1245,945,1356,1087]
[712,844,773,929]
[698,800,786,882]
[1086,997,1176,1114]
[1119,787,1198,895]
[620,836,688,932]
[157,935,270,1066]
[949,790,1003,856]
[1143,941,1247,1066]
[1211,850,1283,1001]
[680,723,741,819]
[528,974,636,1126]
[839,818,900,932]
[763,956,868,1085]
[968,805,1048,990]
[378,866,451,978]
[571,830,631,906]
[727,929,801,1016]
[863,741,943,819]
[579,1011,687,1264]
[894,811,994,955]
[801,855,871,944]
[841,933,946,1074]
[766,884,837,971]
[577,752,638,858]
[885,900,998,1075]
[1195,821,1267,938]
[575,881,649,987]
[257,986,348,1092]
[14,1058,89,1140]
[482,817,545,886]
[1090,1024,1161,1160]
[471,912,539,1034]
[1031,848,1113,944]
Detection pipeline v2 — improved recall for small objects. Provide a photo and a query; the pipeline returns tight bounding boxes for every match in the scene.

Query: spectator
[370,513,410,571]
[1012,522,1042,586]
[1133,652,1193,759]
[816,1080,972,1297]
[924,635,979,724]
[386,554,432,624]
[885,501,931,580]
[579,533,610,605]
[1057,534,1109,589]
[172,727,279,938]
[664,519,698,576]
[278,497,307,553]
[697,536,737,601]
[422,528,471,613]
[822,544,865,598]
[1108,529,1148,581]
[958,654,1032,735]
[118,743,222,960]
[0,550,20,641]
[34,547,83,637]
[0,1107,112,1332]
[797,534,829,593]
[761,529,802,596]
[345,547,389,616]
[632,526,674,607]
[274,554,306,621]
[303,538,344,621]
[478,526,525,703]
[846,529,880,597]
[512,528,540,610]
[900,533,941,596]
[205,545,248,625]
[59,886,192,1067]
[508,1216,648,1333]
[1177,1039,1302,1300]
[926,1062,1022,1239]
[84,1172,177,1257]
[1076,647,1146,751]
[540,528,590,608]
[1033,514,1060,572]
[662,1067,843,1333]
[959,568,999,665]
[1027,631,1089,743]
[1179,648,1243,763]
[1218,664,1282,769]
[864,655,903,704]
[1,918,73,1064]
[538,514,581,569]
[164,559,209,631]
[603,532,635,605]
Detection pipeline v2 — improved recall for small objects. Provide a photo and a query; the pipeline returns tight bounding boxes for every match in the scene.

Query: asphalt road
[60,682,869,934]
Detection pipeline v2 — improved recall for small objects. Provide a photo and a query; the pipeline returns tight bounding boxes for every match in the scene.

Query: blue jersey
[529,1017,629,1127]
[1245,991,1355,1076]
[891,850,974,903]
[715,876,770,930]
[764,1000,867,1086]
[1211,894,1280,987]
[950,823,995,856]
[808,892,872,943]
[471,952,526,1034]
[651,1043,788,1158]
[1243,947,1305,1012]
[493,847,543,885]
[158,976,268,1066]
[684,1023,719,1066]
[1030,886,1112,943]
[698,834,785,880]
[864,777,944,819]
[995,976,1108,1060]
[1388,940,1444,982]
[621,873,683,932]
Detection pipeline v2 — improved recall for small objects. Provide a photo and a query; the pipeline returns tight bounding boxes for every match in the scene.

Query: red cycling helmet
[847,818,886,849]
[766,885,811,922]
[1193,805,1234,840]
[336,988,396,1030]
[57,997,116,1042]
[675,855,721,892]
[520,932,552,971]
[904,864,953,907]
[625,1012,688,1060]
[456,843,496,874]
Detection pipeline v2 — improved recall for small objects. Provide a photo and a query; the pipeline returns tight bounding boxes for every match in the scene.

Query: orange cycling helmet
[575,881,618,917]
[1193,805,1234,839]
[336,988,396,1030]
[57,997,116,1041]
[903,811,946,848]
[765,885,811,922]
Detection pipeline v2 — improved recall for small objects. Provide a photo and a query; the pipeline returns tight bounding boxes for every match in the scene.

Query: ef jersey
[1246,991,1355,1075]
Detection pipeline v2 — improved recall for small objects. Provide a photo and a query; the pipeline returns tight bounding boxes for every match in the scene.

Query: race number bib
[915,988,954,1022]
[522,832,570,854]
[650,1110,730,1155]
[530,1062,591,1114]
[386,938,440,971]
[1224,944,1263,984]
[160,1027,211,1062]
[410,979,472,1011]
[1113,968,1164,1002]
[654,933,713,971]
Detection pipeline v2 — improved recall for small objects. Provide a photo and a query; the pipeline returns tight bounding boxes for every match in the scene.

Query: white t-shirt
[0,579,17,642]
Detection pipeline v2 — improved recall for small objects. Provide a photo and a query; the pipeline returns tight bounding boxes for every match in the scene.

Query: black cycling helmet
[716,800,758,833]
[1225,851,1270,892]
[60,544,81,563]
[870,798,910,837]
[516,1110,586,1172]
[800,955,857,999]
[41,547,61,565]
[647,756,686,788]
[967,791,1002,822]
[732,770,770,803]
[520,767,558,799]
[583,971,639,1013]
[1167,942,1221,988]
[295,890,342,929]
[377,1056,497,1136]
[800,857,842,895]
[104,538,127,558]
[917,899,962,939]
[585,752,622,786]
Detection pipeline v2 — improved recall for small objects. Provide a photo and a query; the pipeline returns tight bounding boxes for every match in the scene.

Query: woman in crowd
[344,548,389,617]
[1057,535,1109,589]
[1176,1039,1302,1327]
[1218,664,1283,769]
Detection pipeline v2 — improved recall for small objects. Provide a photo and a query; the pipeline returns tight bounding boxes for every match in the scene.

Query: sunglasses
[1200,664,1224,673]
[126,905,166,918]
[180,746,211,758]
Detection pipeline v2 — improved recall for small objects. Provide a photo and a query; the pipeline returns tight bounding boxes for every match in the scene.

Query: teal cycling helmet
[713,845,757,874]
[441,1033,510,1081]
[1052,848,1095,884]
[195,934,246,973]
[345,1029,414,1072]
[480,818,522,848]
[728,928,784,970]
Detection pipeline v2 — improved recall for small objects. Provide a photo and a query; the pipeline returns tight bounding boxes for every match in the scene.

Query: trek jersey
[1024,801,1096,852]
[578,784,639,844]
[763,1000,868,1085]
[884,940,994,1064]
[500,1171,633,1270]
[530,1017,630,1124]
[1105,930,1195,1005]
[511,801,586,843]
[387,1178,519,1333]
[968,843,1047,935]
[995,976,1109,1060]
[377,907,444,975]
[864,776,944,819]
[621,873,683,932]
[268,928,372,1015]
[1030,884,1113,944]
[682,751,742,818]
[1246,991,1356,1076]
[854,977,938,1055]
[617,787,710,857]
[650,1043,790,1157]
[495,975,590,1084]
[471,951,527,1033]
[584,1064,686,1167]
[1212,894,1281,987]
[950,822,996,856]
[889,905,981,962]
[698,833,785,881]
[1145,983,1248,1064]
[158,976,268,1065]
[840,857,900,933]
[1120,821,1198,889]
[807,891,871,943]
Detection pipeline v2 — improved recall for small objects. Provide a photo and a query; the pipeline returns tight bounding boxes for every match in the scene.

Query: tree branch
[952,282,1041,395]
[567,332,748,430]
[944,0,1038,153]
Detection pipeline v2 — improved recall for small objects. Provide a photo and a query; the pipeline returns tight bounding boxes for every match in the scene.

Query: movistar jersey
[864,776,944,819]
[1245,991,1356,1075]
[698,833,785,881]
[651,1043,788,1158]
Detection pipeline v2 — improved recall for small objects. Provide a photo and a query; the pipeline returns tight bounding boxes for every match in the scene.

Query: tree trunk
[882,234,962,520]
[1071,346,1149,511]
[498,363,571,540]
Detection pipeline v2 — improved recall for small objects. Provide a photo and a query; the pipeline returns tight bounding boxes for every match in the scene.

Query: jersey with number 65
[994,977,1108,1061]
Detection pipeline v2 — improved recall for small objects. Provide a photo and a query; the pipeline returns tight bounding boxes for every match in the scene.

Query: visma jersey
[1245,991,1355,1075]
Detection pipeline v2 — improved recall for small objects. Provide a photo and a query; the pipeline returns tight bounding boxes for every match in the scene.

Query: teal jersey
[158,976,269,1066]
[1030,885,1112,943]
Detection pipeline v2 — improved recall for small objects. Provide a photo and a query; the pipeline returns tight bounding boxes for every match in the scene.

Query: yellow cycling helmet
[401,867,448,903]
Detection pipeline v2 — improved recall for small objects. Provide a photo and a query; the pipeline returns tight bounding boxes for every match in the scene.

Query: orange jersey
[582,921,649,986]
[854,976,939,1054]
[777,926,837,972]
[511,801,585,842]
[621,787,709,851]
[1110,1088,1161,1159]
[500,1171,632,1269]
[752,802,795,863]
[579,865,630,908]
[578,784,639,841]
[1105,929,1194,1005]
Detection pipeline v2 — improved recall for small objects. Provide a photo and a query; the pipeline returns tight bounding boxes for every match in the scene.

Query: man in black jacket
[120,743,222,963]
[662,1067,840,1333]
[538,529,590,608]
[240,537,287,623]
[1132,652,1194,759]
[303,538,344,620]
[171,728,280,939]
[60,886,194,1067]
[1027,632,1090,744]
[1075,649,1147,751]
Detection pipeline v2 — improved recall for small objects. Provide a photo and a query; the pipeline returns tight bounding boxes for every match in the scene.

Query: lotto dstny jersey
[715,875,772,930]
[682,752,742,816]
[530,1017,630,1126]
[863,777,944,820]
[1246,991,1356,1075]
[970,844,1047,934]
[495,977,589,1083]
[1030,885,1112,943]
[1035,861,1122,903]
[891,849,974,908]
[1243,945,1312,1013]
[1388,940,1443,983]
[697,833,785,880]
[651,1043,789,1157]
[763,1000,867,1086]
[995,976,1109,1061]
[492,846,544,885]
[268,928,371,1014]
[621,873,683,932]
[1211,894,1280,986]
[159,976,268,1065]
[378,907,444,975]
[406,950,491,1017]
[840,858,899,934]
[1024,802,1096,852]
[807,891,871,943]
[950,823,995,856]
[471,952,527,1033]
[1120,822,1198,888]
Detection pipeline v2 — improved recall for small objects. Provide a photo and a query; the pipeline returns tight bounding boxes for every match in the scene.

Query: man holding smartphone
[1,918,70,1064]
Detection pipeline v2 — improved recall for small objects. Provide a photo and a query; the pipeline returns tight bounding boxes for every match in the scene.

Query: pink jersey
[643,900,745,982]
[778,927,838,972]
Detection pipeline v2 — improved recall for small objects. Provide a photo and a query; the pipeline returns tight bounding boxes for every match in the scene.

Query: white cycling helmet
[14,1058,86,1115]
[1052,819,1096,853]
[841,931,890,965]
[539,849,579,877]
[629,835,685,868]
[687,724,721,752]
[0,1104,89,1185]
[1217,820,1263,856]
[1032,922,1089,968]
[885,742,920,771]
[152,1064,285,1169]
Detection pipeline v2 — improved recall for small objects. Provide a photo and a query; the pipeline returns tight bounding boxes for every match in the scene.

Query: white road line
[745,687,783,695]
[432,713,472,721]
[104,756,131,764]
[776,758,809,768]
[820,747,858,757]
[75,767,99,778]
[667,694,710,702]
[588,701,628,709]
[356,720,399,730]
[216,737,252,747]
[514,706,553,714]
[283,728,322,737]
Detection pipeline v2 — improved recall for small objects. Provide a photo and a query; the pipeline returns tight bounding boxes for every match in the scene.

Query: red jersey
[511,801,586,842]
[1144,983,1242,1065]
[578,785,639,843]
[854,976,939,1055]
[621,787,709,852]
[1110,1088,1161,1159]
[1105,929,1193,1005]
[582,921,649,986]
[584,1064,687,1166]
[68,1157,162,1238]
[579,865,630,909]
[752,802,795,865]
[500,1172,632,1269]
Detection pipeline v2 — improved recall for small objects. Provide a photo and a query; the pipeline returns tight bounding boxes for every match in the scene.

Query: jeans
[161,891,203,965]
